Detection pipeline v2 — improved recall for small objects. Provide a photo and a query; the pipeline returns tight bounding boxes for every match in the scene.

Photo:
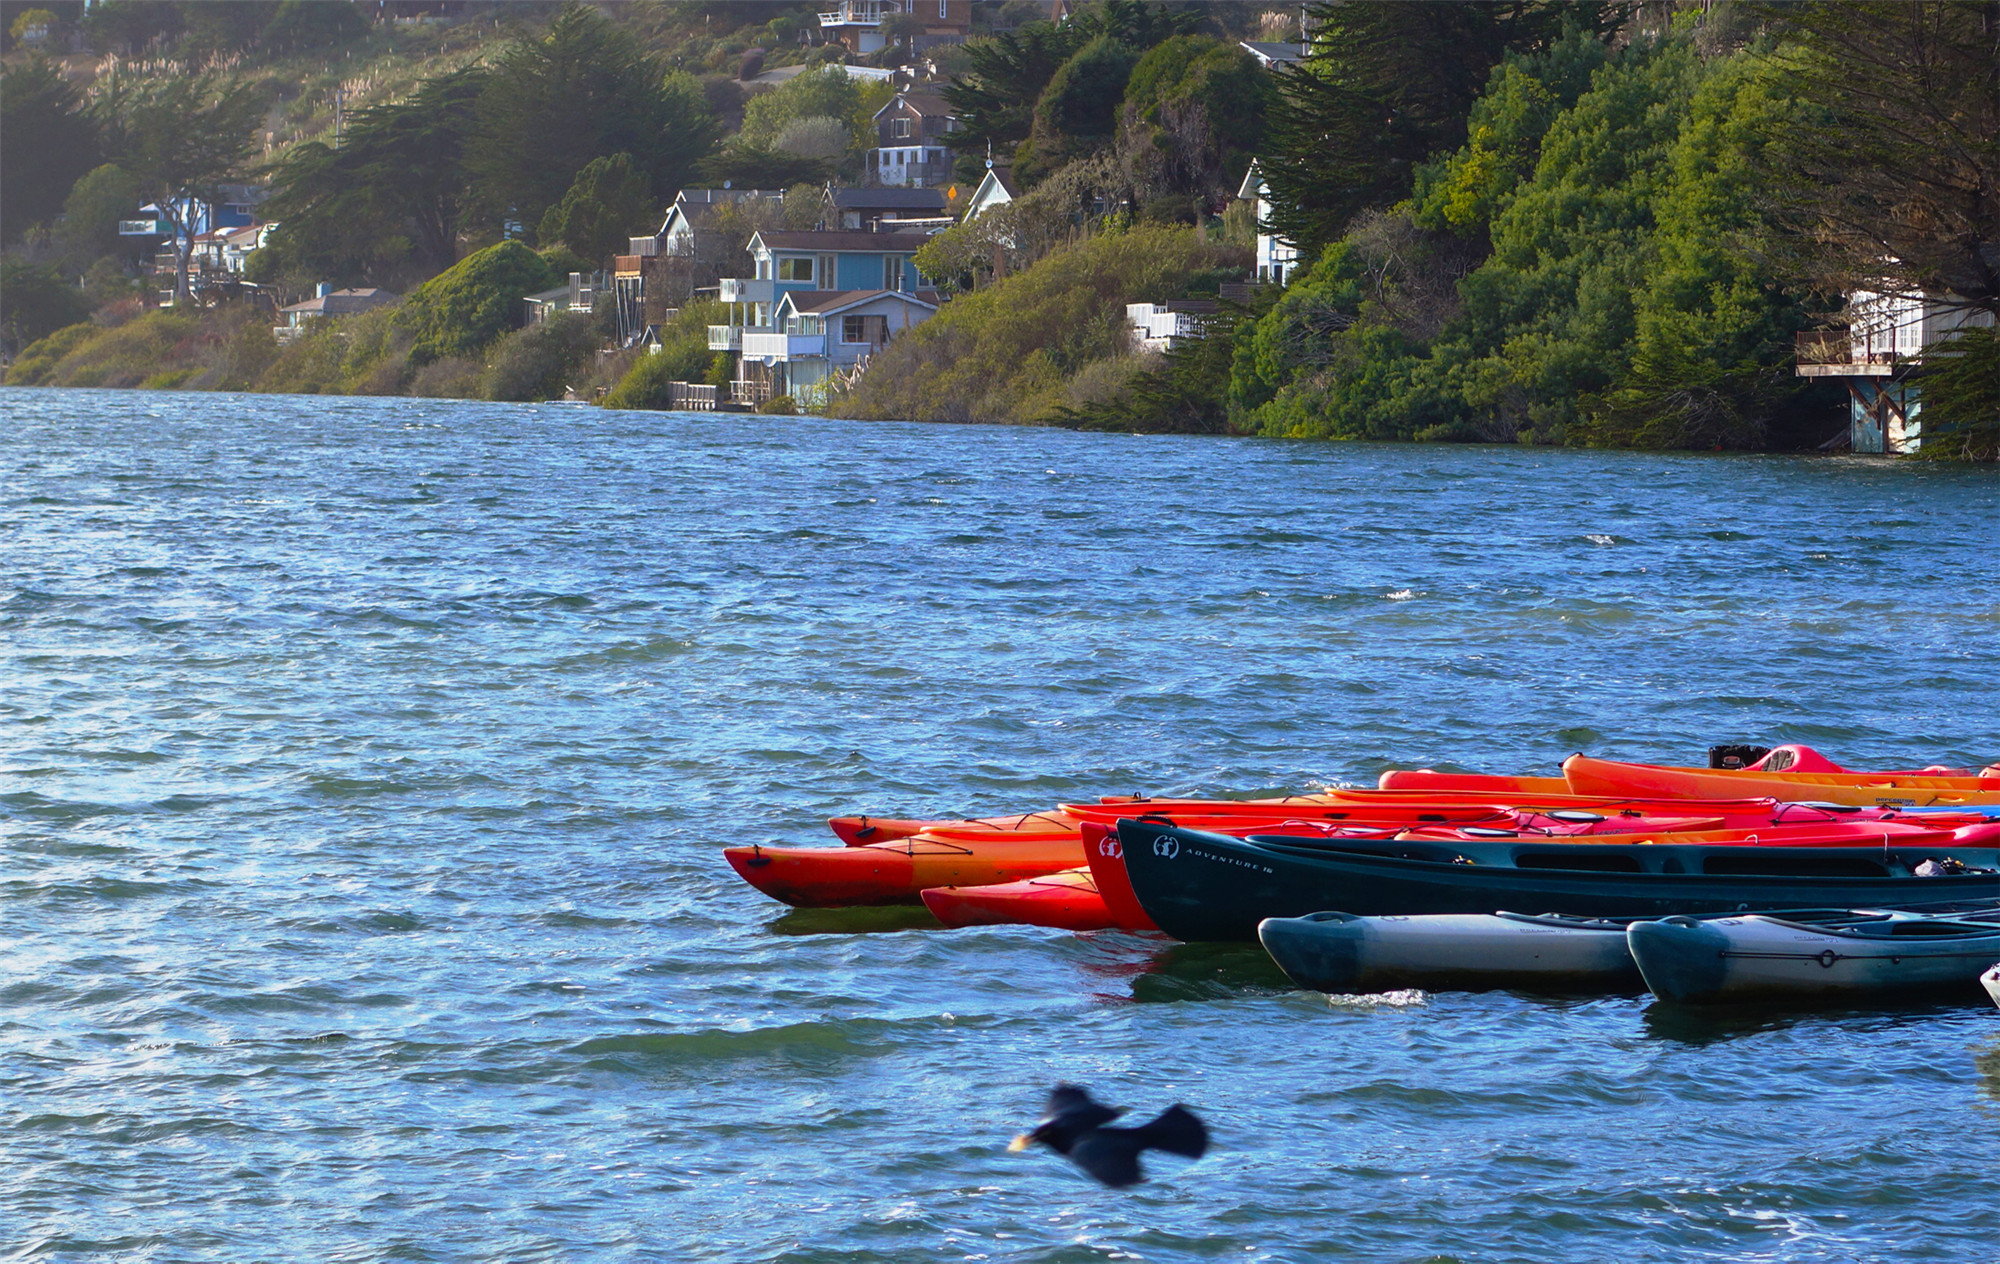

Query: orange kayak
[921,867,1117,931]
[1564,753,2000,807]
[725,832,1085,908]
[1376,771,1571,794]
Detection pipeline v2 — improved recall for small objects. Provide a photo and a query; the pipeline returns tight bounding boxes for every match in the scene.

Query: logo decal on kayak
[1152,835,1179,860]
[1099,837,1122,859]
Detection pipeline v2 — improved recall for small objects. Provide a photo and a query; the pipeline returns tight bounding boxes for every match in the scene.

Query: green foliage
[397,239,556,366]
[0,56,103,244]
[601,299,727,409]
[262,0,369,54]
[1119,36,1270,199]
[1050,311,1245,434]
[833,223,1232,426]
[739,64,868,149]
[942,0,1201,174]
[98,72,265,299]
[1261,1,1627,253]
[467,4,718,236]
[260,67,489,287]
[1913,328,2000,462]
[56,163,142,264]
[12,309,197,388]
[537,154,652,265]
[4,321,98,385]
[1024,35,1138,174]
[0,256,91,354]
[482,312,600,402]
[700,141,833,190]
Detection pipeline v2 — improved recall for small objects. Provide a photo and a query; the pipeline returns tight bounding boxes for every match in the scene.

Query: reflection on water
[1124,940,1297,1003]
[766,904,943,936]
[1974,1036,2000,1106]
[1641,997,1982,1046]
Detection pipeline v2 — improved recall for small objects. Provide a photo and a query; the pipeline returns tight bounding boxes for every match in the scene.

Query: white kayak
[1984,962,2000,1011]
[1629,908,2000,1004]
[1257,910,1645,993]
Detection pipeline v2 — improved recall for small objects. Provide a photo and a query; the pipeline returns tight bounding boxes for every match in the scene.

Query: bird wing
[1066,1129,1146,1188]
[1132,1104,1208,1159]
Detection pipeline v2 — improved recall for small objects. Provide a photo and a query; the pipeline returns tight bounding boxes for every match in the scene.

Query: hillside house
[962,165,1018,221]
[1127,301,1222,354]
[1236,161,1299,286]
[1795,289,1996,454]
[818,1,971,55]
[736,288,938,404]
[868,91,958,188]
[612,187,786,343]
[825,186,950,231]
[524,272,603,325]
[273,286,398,344]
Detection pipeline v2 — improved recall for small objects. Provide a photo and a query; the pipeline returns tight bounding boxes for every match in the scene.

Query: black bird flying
[1009,1083,1209,1187]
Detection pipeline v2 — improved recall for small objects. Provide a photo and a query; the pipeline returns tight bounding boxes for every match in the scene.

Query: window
[818,254,837,288]
[892,118,912,139]
[778,257,814,282]
[883,256,904,290]
[843,315,867,343]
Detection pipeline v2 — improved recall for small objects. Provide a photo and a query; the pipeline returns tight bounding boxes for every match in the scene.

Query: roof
[280,287,398,316]
[874,91,953,119]
[1236,159,1265,201]
[778,288,940,316]
[751,229,936,253]
[657,188,786,235]
[827,187,948,211]
[1240,41,1307,68]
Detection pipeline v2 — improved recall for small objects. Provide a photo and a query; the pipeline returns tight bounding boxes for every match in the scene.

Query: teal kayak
[1117,819,2000,942]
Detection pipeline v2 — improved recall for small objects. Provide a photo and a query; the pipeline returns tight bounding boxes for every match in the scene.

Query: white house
[962,165,1018,221]
[1126,301,1221,354]
[1795,288,1995,454]
[737,288,938,405]
[272,286,398,344]
[1236,161,1300,286]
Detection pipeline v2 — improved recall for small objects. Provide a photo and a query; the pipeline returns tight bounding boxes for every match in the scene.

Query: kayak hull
[1564,754,2000,808]
[1985,963,2000,1010]
[920,868,1117,931]
[725,836,1082,908]
[1629,912,2000,1003]
[1258,910,1643,993]
[1116,820,2000,942]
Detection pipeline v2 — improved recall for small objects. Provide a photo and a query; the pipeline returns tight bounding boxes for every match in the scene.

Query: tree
[56,162,143,264]
[259,67,488,288]
[99,74,263,303]
[1119,36,1272,204]
[1756,2,2000,320]
[942,0,1201,174]
[467,3,718,239]
[0,57,103,245]
[537,153,652,265]
[0,256,91,355]
[262,0,369,54]
[1260,1,1628,253]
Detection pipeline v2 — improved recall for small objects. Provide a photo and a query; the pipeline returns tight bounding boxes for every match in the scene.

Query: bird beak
[1007,1134,1032,1152]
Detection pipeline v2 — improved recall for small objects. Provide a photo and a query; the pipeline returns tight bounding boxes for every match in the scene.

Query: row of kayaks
[727,745,2000,1007]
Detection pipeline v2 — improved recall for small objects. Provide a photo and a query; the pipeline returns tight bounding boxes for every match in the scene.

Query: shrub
[833,224,1241,425]
[397,240,557,365]
[26,311,199,388]
[756,394,797,415]
[140,368,198,389]
[601,300,725,409]
[483,312,600,402]
[5,321,99,385]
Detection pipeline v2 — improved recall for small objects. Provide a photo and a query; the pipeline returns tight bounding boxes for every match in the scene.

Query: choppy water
[4,387,1998,1263]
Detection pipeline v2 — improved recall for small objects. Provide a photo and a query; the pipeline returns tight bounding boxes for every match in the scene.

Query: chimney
[316,283,332,298]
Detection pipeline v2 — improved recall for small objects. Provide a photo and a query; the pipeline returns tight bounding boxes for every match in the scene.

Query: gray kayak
[1985,963,2000,1010]
[1629,908,2000,1004]
[1257,910,1646,993]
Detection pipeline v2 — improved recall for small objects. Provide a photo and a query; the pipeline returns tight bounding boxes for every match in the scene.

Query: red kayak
[921,868,1117,931]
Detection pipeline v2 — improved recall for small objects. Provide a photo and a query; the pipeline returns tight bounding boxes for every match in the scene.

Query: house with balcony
[707,227,932,349]
[1236,160,1299,286]
[818,0,971,55]
[1795,288,1995,454]
[524,271,603,325]
[868,91,958,188]
[736,289,938,405]
[1126,301,1222,354]
[612,187,786,345]
[824,186,950,232]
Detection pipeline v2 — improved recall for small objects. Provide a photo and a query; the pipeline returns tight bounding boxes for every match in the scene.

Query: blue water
[4,387,1998,1263]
